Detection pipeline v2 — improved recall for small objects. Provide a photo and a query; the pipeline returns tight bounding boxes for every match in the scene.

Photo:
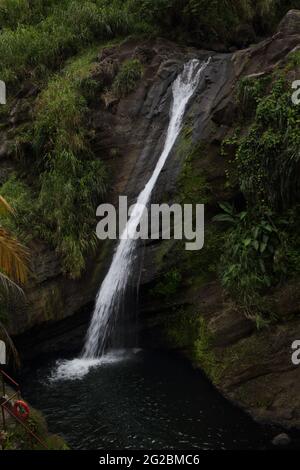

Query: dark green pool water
[20,349,272,450]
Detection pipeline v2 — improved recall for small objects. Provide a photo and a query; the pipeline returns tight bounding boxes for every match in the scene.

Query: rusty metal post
[1,371,5,396]
[1,373,6,430]
[1,406,5,430]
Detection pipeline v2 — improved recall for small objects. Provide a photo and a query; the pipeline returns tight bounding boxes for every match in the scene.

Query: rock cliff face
[11,39,213,355]
[9,39,206,336]
[9,11,300,429]
[139,13,300,429]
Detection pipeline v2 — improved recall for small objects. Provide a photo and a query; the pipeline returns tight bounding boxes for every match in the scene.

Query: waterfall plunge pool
[20,349,273,450]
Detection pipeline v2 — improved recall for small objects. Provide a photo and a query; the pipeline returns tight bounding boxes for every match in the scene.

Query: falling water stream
[53,58,210,380]
[84,59,209,358]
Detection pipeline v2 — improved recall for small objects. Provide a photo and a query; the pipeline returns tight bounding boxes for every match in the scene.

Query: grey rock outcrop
[272,433,291,447]
[279,9,300,35]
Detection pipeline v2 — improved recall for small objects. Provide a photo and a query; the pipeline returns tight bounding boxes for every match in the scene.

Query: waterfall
[53,58,209,380]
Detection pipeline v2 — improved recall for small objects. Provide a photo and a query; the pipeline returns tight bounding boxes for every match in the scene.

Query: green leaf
[253,226,260,239]
[260,241,267,253]
[264,224,273,233]
[213,214,235,223]
[259,259,266,273]
[263,234,269,244]
[218,202,234,215]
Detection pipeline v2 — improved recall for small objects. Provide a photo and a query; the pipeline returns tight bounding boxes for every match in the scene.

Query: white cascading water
[53,58,209,380]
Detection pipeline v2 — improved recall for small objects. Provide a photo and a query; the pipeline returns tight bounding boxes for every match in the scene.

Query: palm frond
[0,195,14,216]
[0,272,25,299]
[0,227,29,285]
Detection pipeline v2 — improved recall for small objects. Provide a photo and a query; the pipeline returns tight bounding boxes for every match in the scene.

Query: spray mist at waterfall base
[51,349,141,381]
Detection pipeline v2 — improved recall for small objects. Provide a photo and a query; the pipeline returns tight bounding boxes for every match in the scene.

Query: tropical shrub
[214,204,284,318]
[229,77,300,210]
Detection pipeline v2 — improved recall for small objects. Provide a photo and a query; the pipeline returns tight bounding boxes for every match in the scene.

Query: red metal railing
[1,369,20,390]
[0,369,48,450]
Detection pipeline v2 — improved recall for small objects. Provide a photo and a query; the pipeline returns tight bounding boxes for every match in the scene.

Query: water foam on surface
[51,349,141,381]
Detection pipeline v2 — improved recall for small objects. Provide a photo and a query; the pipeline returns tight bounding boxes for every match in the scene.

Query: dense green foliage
[0,0,298,88]
[0,0,141,85]
[0,176,35,239]
[129,0,298,44]
[215,205,283,324]
[33,52,108,272]
[217,62,300,323]
[235,77,300,208]
[0,48,109,277]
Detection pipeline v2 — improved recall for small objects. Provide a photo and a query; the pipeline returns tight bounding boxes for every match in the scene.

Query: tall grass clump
[0,0,62,29]
[31,52,108,278]
[0,49,109,279]
[112,59,143,97]
[0,0,141,86]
